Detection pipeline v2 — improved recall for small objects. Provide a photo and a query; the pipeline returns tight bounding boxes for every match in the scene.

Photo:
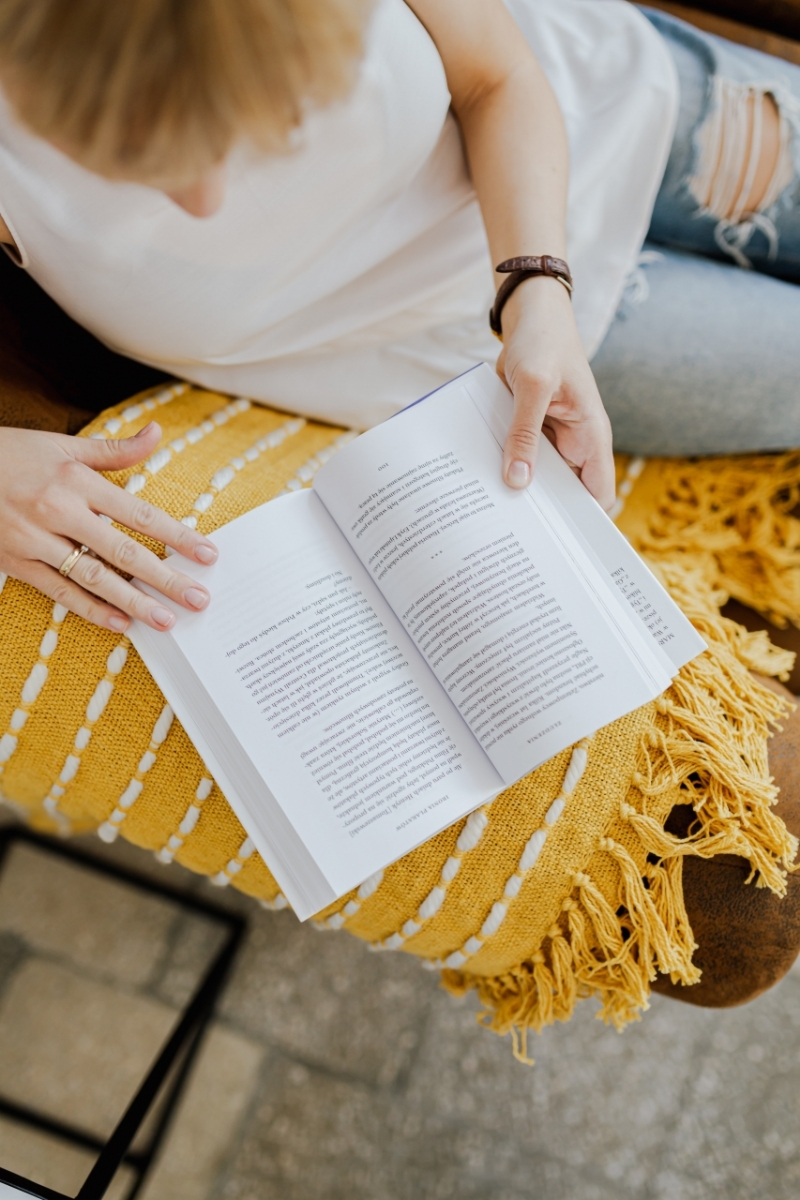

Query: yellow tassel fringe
[442,561,797,1059]
[615,452,800,630]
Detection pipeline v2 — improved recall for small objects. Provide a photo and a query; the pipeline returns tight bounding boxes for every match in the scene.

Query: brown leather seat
[653,677,800,1007]
[688,0,800,42]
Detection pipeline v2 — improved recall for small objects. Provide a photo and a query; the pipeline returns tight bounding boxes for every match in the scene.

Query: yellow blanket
[1,383,797,1058]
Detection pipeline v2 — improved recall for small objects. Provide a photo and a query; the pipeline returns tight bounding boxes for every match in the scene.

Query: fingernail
[151,606,175,629]
[507,460,531,488]
[184,587,209,610]
[109,614,129,632]
[134,421,155,439]
[194,543,218,564]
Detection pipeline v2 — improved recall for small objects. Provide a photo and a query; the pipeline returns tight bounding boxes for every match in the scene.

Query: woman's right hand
[0,422,218,632]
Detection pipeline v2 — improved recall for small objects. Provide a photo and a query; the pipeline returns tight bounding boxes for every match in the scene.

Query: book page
[462,365,705,669]
[130,489,500,918]
[315,384,670,784]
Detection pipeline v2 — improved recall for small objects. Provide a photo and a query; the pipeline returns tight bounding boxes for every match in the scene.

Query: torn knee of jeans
[688,79,796,225]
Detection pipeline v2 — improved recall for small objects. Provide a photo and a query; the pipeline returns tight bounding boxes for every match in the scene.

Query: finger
[502,370,555,489]
[37,534,182,631]
[15,558,131,633]
[70,421,162,472]
[64,547,182,631]
[62,515,211,618]
[578,425,616,511]
[85,474,218,566]
[548,413,616,511]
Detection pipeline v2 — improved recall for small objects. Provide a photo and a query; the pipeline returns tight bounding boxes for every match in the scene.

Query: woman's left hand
[496,275,615,510]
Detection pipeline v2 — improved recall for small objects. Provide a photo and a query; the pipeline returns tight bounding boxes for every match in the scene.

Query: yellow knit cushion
[1,384,798,1058]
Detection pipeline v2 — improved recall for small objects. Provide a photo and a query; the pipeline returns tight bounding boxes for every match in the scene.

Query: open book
[130,365,705,919]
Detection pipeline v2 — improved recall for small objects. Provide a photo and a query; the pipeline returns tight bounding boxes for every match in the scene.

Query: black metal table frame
[0,826,247,1200]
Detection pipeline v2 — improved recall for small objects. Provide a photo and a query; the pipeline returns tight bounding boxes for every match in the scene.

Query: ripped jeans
[592,8,800,455]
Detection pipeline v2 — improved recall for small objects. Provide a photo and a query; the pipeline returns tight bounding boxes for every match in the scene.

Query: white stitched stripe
[418,886,446,921]
[119,780,144,809]
[97,702,173,843]
[358,870,383,899]
[176,416,307,536]
[89,385,190,439]
[444,950,467,969]
[179,805,201,836]
[519,828,547,872]
[441,856,461,882]
[457,809,488,852]
[43,640,131,832]
[74,727,92,752]
[368,800,494,949]
[39,629,58,657]
[0,734,18,763]
[422,737,592,972]
[275,431,357,499]
[211,466,236,491]
[86,679,114,724]
[145,447,171,475]
[504,873,523,899]
[21,663,48,706]
[154,774,213,863]
[210,833,257,887]
[544,797,565,827]
[315,868,386,931]
[151,705,174,744]
[480,902,507,939]
[125,397,251,496]
[563,745,588,793]
[116,383,188,429]
[93,384,189,438]
[106,646,128,674]
[0,602,70,780]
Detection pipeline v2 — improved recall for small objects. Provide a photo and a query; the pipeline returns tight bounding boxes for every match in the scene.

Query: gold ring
[58,544,90,578]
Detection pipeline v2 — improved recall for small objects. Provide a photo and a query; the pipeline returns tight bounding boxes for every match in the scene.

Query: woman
[0,0,799,1013]
[0,0,797,634]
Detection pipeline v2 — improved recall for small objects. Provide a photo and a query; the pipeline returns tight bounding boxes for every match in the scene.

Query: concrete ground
[0,824,799,1200]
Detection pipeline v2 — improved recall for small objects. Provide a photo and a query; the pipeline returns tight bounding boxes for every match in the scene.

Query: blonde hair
[0,0,372,182]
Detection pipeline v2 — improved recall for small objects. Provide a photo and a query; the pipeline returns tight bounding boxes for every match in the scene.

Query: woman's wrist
[490,257,572,337]
[498,271,573,337]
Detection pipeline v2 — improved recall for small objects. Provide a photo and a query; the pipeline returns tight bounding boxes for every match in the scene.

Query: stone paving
[0,823,799,1200]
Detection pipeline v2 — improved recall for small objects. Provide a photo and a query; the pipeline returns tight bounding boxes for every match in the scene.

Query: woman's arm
[405,0,614,508]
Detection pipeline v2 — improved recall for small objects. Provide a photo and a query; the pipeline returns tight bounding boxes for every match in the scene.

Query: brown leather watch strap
[489,255,573,337]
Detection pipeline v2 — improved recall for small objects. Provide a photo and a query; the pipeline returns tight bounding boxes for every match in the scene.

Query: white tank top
[0,0,678,428]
